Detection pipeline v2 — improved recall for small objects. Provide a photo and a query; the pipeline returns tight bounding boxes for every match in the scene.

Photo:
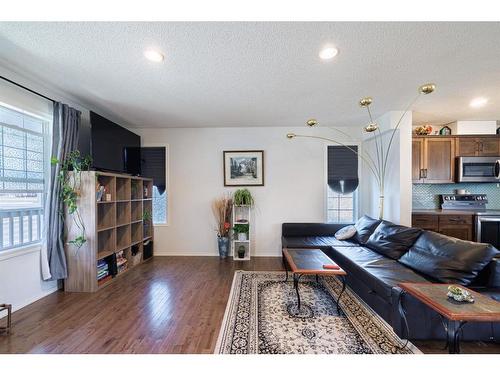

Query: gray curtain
[43,102,81,280]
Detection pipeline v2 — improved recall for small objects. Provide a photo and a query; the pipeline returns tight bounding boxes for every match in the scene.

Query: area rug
[215,271,421,354]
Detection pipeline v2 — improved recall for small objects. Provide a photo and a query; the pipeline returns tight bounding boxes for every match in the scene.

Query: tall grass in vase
[212,194,233,258]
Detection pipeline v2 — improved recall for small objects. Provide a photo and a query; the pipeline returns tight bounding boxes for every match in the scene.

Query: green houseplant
[233,223,249,241]
[233,188,254,207]
[51,150,92,249]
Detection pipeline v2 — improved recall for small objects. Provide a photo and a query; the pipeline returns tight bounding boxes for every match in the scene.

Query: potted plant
[233,223,249,241]
[212,194,233,258]
[51,150,92,250]
[233,188,254,207]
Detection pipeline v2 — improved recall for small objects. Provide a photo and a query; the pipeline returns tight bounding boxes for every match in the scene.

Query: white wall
[360,111,412,225]
[136,126,356,257]
[0,246,58,317]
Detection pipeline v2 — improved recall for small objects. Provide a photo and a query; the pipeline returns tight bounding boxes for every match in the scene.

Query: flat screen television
[90,111,141,175]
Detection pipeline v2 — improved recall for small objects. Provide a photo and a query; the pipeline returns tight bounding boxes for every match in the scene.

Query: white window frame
[142,143,169,227]
[0,100,52,253]
[324,143,361,224]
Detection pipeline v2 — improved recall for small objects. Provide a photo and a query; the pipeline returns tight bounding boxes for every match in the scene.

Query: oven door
[457,157,500,182]
[476,216,500,248]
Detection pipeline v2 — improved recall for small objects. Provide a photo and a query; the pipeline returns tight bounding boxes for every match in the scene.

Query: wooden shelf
[64,171,154,293]
[232,204,251,261]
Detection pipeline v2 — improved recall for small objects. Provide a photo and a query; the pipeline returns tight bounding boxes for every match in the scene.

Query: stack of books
[97,259,111,285]
[116,250,128,274]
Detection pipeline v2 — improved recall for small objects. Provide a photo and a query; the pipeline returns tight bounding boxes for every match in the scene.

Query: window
[0,104,49,251]
[326,145,359,224]
[141,147,167,225]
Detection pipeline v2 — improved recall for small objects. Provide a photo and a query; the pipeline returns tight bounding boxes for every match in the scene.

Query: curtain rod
[0,75,56,103]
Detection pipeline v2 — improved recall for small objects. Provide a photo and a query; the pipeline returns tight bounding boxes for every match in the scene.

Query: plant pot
[237,245,246,259]
[217,237,229,258]
[237,232,248,241]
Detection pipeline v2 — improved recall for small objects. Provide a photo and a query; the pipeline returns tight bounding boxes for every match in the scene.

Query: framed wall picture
[223,150,264,186]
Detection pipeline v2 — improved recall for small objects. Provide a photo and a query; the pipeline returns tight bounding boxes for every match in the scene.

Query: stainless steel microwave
[456,156,500,182]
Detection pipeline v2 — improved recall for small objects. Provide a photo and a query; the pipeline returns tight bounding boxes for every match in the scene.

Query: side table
[398,283,500,354]
[0,304,12,335]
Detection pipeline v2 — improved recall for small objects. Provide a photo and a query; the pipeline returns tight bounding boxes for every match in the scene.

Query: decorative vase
[237,232,247,241]
[237,245,246,259]
[217,237,229,258]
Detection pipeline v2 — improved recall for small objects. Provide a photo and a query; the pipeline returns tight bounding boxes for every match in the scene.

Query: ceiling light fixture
[469,97,488,108]
[144,49,164,63]
[319,46,339,60]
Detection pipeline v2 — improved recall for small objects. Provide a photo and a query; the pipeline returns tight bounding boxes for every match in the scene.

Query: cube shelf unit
[64,171,154,292]
[231,205,251,261]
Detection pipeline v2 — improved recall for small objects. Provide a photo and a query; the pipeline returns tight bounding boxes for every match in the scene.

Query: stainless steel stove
[440,194,488,211]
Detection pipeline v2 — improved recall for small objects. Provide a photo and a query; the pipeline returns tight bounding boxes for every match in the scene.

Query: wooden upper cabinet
[478,137,500,156]
[423,137,455,183]
[456,136,500,156]
[412,138,424,182]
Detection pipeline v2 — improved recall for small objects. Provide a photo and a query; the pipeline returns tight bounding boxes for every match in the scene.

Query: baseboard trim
[153,253,281,257]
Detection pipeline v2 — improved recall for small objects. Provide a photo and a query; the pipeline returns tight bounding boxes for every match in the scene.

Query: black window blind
[141,147,166,194]
[327,145,359,194]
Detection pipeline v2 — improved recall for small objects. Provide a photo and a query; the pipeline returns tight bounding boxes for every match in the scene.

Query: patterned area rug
[215,271,421,354]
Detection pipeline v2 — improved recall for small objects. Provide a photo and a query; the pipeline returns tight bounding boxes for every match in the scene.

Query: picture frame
[223,150,264,186]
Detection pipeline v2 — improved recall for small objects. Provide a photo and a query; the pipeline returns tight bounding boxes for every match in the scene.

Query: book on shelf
[98,274,112,285]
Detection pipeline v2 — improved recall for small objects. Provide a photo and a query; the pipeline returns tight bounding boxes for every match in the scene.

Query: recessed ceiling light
[144,49,164,63]
[319,46,339,60]
[470,97,488,108]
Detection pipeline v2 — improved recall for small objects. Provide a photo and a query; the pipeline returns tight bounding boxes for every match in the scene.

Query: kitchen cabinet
[412,137,455,183]
[456,136,500,157]
[412,213,474,241]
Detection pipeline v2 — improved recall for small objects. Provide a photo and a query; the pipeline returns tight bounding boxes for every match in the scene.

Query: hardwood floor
[0,256,498,354]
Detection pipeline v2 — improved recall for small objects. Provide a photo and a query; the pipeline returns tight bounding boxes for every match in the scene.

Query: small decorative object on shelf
[237,245,246,259]
[414,124,433,135]
[96,185,105,202]
[439,125,452,135]
[447,285,474,303]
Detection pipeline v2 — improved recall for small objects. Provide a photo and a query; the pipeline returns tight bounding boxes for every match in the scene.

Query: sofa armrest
[282,223,352,237]
[486,257,500,288]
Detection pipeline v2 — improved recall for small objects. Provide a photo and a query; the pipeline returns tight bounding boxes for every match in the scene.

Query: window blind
[327,145,359,194]
[141,147,166,194]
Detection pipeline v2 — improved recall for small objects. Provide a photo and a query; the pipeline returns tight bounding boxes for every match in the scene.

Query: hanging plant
[51,150,92,249]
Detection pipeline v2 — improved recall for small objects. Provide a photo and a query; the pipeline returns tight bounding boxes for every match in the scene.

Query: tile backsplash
[412,183,500,209]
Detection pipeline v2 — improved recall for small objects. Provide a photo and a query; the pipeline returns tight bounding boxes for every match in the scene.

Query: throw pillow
[334,225,357,240]
[398,230,500,285]
[353,215,381,244]
[365,220,422,259]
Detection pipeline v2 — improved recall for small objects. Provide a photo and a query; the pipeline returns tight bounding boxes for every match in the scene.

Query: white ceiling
[0,22,499,129]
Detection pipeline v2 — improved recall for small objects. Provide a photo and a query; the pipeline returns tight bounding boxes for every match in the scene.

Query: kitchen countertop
[413,209,500,216]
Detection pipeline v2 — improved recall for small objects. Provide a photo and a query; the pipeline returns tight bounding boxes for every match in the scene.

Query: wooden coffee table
[399,283,500,354]
[282,248,347,314]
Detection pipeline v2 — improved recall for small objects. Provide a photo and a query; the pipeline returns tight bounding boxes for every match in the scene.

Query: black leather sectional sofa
[282,217,500,341]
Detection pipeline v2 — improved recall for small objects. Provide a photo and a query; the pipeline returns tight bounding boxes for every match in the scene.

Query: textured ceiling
[0,22,499,129]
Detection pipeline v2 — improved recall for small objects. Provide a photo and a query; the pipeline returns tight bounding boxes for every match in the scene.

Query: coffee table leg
[446,320,465,354]
[282,251,289,282]
[336,275,346,315]
[293,274,301,311]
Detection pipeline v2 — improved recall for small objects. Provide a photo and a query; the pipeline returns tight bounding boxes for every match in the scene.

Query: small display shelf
[64,171,154,292]
[232,205,252,261]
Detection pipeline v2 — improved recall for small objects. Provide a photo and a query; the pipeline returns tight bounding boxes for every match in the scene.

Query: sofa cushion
[335,225,357,240]
[365,220,422,259]
[324,246,431,299]
[353,215,381,244]
[282,236,358,250]
[398,231,500,285]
